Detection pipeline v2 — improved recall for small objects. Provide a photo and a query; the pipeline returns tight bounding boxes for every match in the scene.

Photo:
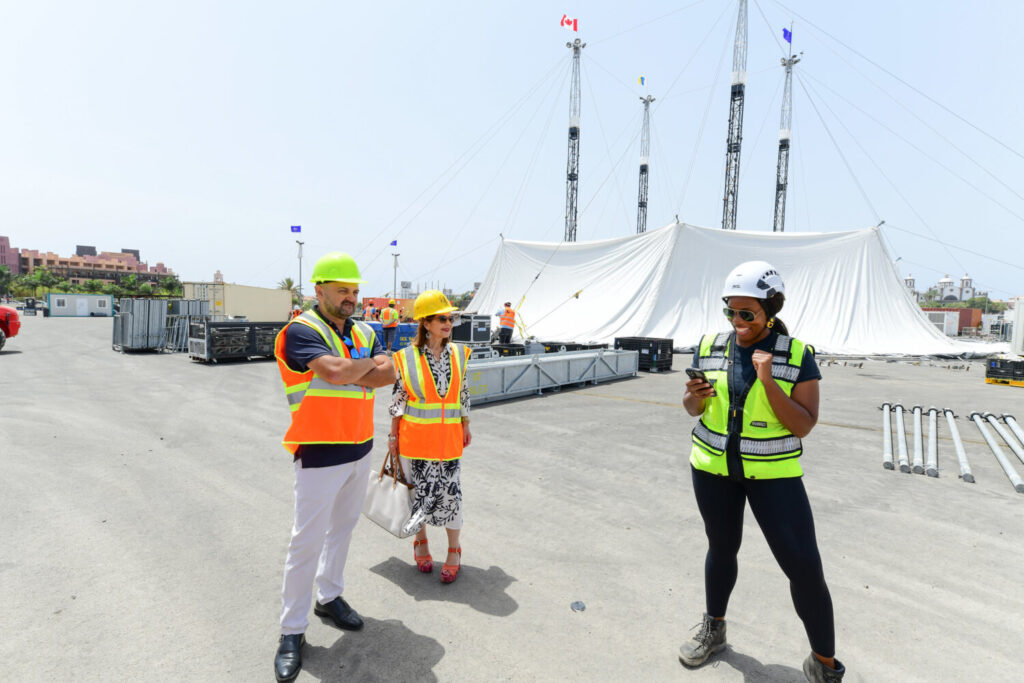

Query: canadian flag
[560,15,578,32]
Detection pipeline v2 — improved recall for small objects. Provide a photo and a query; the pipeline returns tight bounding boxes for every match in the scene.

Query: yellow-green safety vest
[690,331,813,480]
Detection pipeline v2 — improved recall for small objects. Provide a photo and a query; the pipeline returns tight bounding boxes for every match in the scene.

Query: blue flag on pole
[291,225,301,233]
[783,28,792,44]
[390,240,397,246]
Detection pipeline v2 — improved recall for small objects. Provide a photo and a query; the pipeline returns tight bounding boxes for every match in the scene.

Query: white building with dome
[904,274,985,303]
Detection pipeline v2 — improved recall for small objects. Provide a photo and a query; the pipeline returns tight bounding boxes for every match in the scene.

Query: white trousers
[280,455,371,635]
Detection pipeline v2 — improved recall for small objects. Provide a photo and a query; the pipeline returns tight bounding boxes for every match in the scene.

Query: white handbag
[362,451,415,538]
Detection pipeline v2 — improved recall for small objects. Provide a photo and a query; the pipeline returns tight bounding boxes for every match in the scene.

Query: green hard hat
[309,251,365,284]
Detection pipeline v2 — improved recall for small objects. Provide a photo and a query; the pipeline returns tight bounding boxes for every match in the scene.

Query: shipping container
[182,282,291,322]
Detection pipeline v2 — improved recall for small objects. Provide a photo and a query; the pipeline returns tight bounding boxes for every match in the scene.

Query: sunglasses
[430,315,456,323]
[723,307,759,322]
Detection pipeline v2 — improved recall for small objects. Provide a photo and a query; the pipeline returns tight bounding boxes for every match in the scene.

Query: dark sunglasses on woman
[430,315,456,323]
[723,307,759,323]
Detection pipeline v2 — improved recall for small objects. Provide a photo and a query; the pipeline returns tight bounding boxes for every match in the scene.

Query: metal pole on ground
[881,402,894,470]
[1003,414,1024,449]
[970,411,1024,493]
[985,413,1024,467]
[912,405,925,474]
[943,409,974,483]
[926,407,939,477]
[894,404,911,473]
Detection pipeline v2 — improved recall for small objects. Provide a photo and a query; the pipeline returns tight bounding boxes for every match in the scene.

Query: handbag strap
[377,450,413,489]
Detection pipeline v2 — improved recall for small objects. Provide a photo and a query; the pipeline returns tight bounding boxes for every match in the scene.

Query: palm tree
[278,277,300,305]
[160,275,182,296]
[0,266,12,297]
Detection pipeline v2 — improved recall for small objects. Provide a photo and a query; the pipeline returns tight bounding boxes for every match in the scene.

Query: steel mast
[564,37,585,242]
[636,95,655,234]
[721,0,748,230]
[774,30,800,232]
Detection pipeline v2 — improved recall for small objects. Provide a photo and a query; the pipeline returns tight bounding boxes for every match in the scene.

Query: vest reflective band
[395,343,471,461]
[274,311,376,454]
[690,331,811,479]
[381,307,399,328]
[499,307,515,328]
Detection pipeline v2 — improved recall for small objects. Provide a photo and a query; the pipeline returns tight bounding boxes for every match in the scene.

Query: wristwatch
[387,435,398,441]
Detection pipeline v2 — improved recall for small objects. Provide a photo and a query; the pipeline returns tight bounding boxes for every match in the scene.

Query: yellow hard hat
[388,299,396,305]
[413,290,456,320]
[309,251,365,284]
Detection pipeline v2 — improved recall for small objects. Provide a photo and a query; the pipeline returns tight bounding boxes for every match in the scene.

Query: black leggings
[691,467,835,657]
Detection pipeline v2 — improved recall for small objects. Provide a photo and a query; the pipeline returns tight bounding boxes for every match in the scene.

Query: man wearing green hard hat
[271,251,394,682]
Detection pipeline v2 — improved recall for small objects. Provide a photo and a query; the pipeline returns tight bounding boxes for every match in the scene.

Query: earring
[766,318,775,329]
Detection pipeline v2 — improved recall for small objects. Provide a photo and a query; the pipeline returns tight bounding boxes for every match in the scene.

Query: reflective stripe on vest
[689,331,809,479]
[274,311,377,453]
[395,343,471,461]
[499,307,515,328]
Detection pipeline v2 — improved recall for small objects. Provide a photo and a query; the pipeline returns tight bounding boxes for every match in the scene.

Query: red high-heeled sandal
[440,547,461,584]
[413,539,433,573]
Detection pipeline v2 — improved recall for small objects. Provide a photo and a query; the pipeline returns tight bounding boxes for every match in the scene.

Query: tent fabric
[468,222,1003,357]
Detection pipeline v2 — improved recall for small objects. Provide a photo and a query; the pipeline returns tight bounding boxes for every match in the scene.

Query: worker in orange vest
[272,251,394,682]
[496,301,515,344]
[388,290,472,584]
[380,298,400,354]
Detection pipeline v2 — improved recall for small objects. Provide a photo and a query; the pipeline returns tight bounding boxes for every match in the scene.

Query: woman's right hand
[388,434,399,457]
[685,377,716,399]
[682,377,716,416]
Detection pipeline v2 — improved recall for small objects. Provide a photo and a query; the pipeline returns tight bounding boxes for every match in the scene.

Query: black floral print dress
[389,343,470,531]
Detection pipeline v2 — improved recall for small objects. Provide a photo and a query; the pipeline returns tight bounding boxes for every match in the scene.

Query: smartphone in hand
[685,367,717,395]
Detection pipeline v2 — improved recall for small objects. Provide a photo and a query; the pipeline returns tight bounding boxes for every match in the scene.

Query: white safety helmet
[721,260,785,303]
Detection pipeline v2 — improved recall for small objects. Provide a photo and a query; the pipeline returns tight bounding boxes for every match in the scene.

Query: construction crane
[636,95,655,234]
[564,38,585,242]
[721,0,748,230]
[774,31,800,232]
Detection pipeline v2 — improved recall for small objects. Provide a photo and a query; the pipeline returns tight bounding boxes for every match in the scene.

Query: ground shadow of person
[703,647,804,682]
[369,556,518,617]
[300,616,444,682]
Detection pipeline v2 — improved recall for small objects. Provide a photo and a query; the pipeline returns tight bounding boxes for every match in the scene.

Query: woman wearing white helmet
[387,290,472,584]
[679,261,844,682]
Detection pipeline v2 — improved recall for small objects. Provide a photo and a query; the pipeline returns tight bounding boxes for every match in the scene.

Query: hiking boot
[678,613,727,667]
[803,653,845,682]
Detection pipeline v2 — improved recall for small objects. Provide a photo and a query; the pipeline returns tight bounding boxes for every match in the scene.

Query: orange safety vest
[274,311,377,454]
[499,306,515,329]
[395,343,471,461]
[381,306,399,328]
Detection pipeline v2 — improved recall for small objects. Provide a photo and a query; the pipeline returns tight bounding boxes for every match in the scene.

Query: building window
[97,299,107,308]
[55,298,68,308]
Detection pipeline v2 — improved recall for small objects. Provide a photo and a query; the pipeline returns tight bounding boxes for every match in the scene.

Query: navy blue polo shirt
[284,307,385,468]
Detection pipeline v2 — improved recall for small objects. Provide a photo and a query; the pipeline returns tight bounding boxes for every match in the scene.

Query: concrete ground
[3,316,1024,682]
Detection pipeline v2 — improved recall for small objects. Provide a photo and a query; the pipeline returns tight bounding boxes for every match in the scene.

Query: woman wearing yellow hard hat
[387,290,472,583]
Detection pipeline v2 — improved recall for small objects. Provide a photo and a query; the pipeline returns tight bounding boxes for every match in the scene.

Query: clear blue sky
[2,0,1022,298]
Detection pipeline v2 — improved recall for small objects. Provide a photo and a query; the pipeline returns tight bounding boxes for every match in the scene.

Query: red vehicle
[1,305,20,352]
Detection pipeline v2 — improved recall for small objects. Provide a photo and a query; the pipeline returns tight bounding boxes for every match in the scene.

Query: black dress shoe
[274,633,305,682]
[313,596,364,631]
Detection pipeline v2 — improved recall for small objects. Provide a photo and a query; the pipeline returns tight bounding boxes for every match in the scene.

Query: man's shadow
[301,617,444,682]
[700,648,804,682]
[369,556,519,617]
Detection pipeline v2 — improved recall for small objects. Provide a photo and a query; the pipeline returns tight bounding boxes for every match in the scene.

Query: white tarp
[468,222,1005,357]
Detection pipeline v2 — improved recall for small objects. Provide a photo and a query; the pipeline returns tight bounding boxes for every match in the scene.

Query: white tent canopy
[468,222,1002,357]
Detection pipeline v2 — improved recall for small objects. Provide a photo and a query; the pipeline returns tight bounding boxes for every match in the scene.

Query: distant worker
[679,261,844,682]
[388,290,472,583]
[362,302,374,320]
[272,251,394,683]
[496,301,515,344]
[291,305,302,319]
[380,298,400,353]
